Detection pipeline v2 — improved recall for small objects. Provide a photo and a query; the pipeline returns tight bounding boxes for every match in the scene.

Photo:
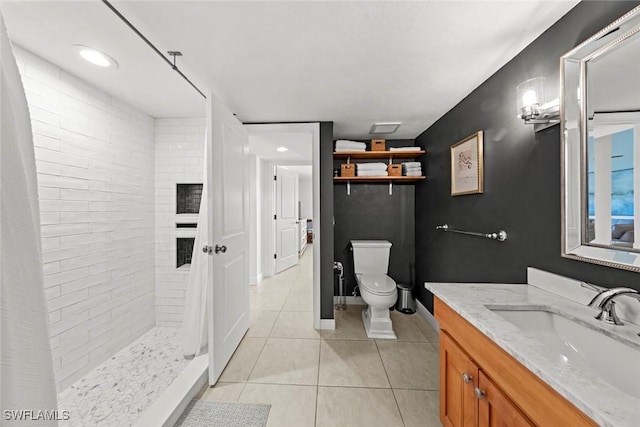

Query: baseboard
[319,318,335,330]
[416,299,439,332]
[333,296,365,305]
[250,273,264,286]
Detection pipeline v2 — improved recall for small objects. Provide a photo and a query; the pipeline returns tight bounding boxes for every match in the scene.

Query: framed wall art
[450,131,484,196]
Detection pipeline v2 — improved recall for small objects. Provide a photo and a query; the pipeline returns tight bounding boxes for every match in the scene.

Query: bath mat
[175,400,271,427]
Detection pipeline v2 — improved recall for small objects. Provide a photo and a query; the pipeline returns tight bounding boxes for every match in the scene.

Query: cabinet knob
[474,387,486,399]
[462,372,473,384]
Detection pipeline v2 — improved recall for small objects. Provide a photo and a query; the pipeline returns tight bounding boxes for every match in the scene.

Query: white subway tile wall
[154,118,206,327]
[15,46,156,393]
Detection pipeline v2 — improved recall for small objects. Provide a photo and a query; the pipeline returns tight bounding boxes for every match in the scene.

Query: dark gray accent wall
[415,1,640,313]
[333,140,418,297]
[320,122,335,319]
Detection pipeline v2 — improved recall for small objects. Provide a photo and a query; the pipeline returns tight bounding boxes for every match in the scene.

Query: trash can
[395,283,416,314]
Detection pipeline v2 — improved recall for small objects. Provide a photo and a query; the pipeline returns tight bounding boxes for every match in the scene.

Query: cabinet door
[477,371,534,427]
[440,332,478,427]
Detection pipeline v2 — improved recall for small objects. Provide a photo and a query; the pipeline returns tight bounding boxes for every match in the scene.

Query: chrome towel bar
[436,224,507,242]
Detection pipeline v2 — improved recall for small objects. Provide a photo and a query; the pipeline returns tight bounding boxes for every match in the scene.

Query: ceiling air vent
[369,122,401,134]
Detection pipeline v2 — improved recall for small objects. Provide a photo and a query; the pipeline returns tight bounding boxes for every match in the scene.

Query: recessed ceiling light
[74,45,118,69]
[276,146,288,152]
[370,122,401,134]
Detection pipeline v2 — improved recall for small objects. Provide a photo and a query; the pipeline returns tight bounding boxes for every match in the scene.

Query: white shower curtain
[181,141,209,358]
[0,13,58,426]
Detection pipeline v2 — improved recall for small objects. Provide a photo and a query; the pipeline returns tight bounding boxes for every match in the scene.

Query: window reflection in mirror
[584,29,639,251]
[586,125,635,247]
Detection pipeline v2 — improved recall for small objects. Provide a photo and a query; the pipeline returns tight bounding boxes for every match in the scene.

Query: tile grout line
[374,339,407,427]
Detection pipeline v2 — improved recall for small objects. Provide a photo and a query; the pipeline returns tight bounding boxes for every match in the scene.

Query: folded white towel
[335,147,366,152]
[403,166,422,172]
[402,162,421,168]
[390,147,421,151]
[356,162,388,171]
[335,140,366,150]
[357,170,389,177]
[404,170,422,176]
[336,139,364,145]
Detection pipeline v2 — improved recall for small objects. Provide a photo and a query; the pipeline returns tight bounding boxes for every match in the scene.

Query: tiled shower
[14,42,205,408]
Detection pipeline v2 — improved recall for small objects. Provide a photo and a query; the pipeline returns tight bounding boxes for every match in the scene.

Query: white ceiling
[281,165,313,178]
[248,131,312,162]
[1,0,580,139]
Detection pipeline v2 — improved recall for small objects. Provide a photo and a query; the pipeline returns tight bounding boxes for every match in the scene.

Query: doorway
[245,123,321,329]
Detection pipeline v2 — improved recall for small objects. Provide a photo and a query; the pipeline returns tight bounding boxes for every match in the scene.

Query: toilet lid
[357,274,396,296]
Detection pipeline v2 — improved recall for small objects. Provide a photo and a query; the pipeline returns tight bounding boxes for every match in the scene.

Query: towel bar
[436,224,507,242]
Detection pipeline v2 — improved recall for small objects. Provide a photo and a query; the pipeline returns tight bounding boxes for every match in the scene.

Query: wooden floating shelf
[334,176,425,183]
[332,150,425,159]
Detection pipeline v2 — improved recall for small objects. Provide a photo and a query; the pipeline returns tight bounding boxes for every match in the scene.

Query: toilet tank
[350,240,392,274]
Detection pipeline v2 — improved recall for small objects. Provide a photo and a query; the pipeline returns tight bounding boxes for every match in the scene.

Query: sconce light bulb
[522,89,538,107]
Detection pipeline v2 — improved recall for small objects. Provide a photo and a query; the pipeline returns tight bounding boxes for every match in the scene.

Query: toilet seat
[356,274,396,296]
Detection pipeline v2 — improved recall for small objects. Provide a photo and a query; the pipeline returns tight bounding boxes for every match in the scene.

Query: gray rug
[175,400,271,427]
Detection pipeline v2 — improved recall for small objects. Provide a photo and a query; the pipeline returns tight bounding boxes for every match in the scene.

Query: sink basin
[488,306,640,399]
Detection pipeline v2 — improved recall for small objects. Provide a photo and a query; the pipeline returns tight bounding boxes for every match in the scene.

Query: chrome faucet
[588,287,640,325]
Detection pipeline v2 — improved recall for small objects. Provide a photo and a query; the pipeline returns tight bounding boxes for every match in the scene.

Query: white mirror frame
[561,5,640,272]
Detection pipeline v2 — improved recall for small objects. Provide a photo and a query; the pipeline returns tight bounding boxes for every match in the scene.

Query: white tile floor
[195,246,442,427]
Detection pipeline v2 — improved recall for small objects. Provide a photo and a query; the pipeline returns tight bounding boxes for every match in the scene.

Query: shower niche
[176,183,202,269]
[176,183,203,214]
[177,238,195,268]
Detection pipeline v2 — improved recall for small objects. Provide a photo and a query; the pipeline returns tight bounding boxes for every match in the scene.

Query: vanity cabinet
[477,371,534,427]
[441,332,532,427]
[435,297,597,427]
[440,332,478,427]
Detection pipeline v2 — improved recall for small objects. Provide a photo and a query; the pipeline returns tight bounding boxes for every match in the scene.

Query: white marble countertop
[425,281,640,427]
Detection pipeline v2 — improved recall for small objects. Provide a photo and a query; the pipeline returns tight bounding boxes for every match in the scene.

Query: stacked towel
[356,163,387,171]
[357,170,389,177]
[402,162,421,168]
[402,161,423,177]
[356,162,388,177]
[335,140,366,152]
[389,147,421,152]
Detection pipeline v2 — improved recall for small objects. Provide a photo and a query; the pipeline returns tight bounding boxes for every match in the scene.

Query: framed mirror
[561,5,640,272]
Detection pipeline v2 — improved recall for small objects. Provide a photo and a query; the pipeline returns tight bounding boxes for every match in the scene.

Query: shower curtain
[181,142,209,358]
[0,13,58,426]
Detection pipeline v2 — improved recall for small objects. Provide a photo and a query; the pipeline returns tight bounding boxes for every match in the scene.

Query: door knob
[215,245,227,254]
[462,372,473,384]
[202,245,213,254]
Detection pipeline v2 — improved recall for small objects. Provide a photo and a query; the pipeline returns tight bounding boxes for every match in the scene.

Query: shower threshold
[58,327,207,426]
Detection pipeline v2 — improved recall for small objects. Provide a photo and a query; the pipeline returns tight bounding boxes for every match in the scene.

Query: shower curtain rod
[101,0,207,99]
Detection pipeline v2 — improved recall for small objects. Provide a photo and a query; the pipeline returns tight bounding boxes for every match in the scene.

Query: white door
[275,166,299,273]
[207,92,250,384]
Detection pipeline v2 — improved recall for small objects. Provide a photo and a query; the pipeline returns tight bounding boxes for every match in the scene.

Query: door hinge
[274,253,277,259]
[274,175,277,181]
[274,214,277,220]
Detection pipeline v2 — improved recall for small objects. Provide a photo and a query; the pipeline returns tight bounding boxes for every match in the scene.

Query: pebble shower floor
[58,327,190,426]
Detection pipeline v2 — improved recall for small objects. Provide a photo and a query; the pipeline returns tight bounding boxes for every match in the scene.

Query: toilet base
[362,306,397,340]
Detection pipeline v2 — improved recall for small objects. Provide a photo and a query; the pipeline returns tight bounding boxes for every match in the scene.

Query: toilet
[351,240,397,339]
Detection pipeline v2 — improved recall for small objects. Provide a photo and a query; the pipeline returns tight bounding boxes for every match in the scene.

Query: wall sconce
[517,77,560,131]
